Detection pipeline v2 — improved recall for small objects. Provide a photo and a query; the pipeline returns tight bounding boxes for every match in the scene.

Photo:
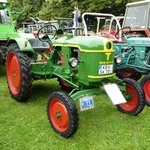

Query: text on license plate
[80,96,94,111]
[99,64,113,75]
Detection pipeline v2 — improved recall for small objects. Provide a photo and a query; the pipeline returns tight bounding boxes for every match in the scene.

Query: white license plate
[99,64,113,75]
[103,83,126,105]
[80,96,94,111]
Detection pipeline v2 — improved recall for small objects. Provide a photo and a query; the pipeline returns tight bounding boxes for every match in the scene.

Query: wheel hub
[119,84,138,111]
[49,98,69,132]
[13,71,16,77]
[123,92,133,101]
[56,111,62,119]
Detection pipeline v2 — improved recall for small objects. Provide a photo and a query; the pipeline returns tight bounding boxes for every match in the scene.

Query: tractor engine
[78,37,115,85]
[53,36,115,87]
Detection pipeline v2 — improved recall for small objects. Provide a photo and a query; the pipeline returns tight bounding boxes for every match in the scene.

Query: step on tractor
[6,22,146,138]
[81,12,150,106]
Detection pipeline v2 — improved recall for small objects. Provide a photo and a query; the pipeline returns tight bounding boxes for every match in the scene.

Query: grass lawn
[0,65,150,150]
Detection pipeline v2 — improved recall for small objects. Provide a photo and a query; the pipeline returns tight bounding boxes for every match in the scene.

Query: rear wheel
[116,78,145,116]
[6,44,32,102]
[141,75,150,106]
[47,91,79,138]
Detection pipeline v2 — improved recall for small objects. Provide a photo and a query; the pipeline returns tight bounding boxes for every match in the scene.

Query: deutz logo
[105,53,111,61]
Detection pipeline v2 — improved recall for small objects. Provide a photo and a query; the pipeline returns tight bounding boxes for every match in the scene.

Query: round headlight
[116,56,122,64]
[69,58,78,67]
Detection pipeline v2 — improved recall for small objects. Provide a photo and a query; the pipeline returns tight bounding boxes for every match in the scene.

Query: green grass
[1,65,150,150]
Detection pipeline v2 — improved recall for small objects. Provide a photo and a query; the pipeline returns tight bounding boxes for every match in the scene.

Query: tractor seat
[28,38,50,51]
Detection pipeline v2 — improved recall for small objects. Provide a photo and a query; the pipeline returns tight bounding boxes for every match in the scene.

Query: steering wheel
[37,24,57,42]
[115,26,131,39]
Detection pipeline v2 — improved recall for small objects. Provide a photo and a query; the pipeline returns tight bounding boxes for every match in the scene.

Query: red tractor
[123,0,150,37]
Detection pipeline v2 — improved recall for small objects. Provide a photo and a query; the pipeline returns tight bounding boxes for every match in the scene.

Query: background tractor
[21,16,73,35]
[114,35,150,106]
[0,0,59,65]
[0,1,39,64]
[6,23,145,138]
[121,0,150,38]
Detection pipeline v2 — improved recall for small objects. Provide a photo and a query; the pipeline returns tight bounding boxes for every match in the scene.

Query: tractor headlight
[69,58,78,67]
[115,56,122,64]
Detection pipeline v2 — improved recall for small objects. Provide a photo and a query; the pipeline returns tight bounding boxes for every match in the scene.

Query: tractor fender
[6,38,34,54]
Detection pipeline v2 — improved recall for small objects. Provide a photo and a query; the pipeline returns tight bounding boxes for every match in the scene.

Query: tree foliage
[9,0,139,25]
[8,0,45,26]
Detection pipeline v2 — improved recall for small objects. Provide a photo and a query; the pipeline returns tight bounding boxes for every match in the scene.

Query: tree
[9,0,140,26]
[38,0,139,20]
[9,0,45,27]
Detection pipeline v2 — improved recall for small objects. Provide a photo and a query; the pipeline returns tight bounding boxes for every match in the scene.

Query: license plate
[80,96,94,111]
[103,83,126,105]
[99,64,113,75]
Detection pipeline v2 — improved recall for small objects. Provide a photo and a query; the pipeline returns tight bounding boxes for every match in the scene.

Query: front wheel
[116,78,145,116]
[141,75,150,106]
[47,91,79,138]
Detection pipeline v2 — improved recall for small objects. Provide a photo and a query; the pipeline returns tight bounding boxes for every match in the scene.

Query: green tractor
[0,1,37,64]
[1,1,145,138]
[6,23,145,138]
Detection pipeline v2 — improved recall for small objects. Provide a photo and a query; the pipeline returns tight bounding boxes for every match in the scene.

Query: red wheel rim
[49,98,69,132]
[7,51,21,95]
[143,80,150,102]
[119,84,138,111]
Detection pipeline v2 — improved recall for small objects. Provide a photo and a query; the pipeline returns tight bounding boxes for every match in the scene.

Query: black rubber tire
[6,43,32,102]
[141,75,150,106]
[116,78,145,116]
[47,91,79,138]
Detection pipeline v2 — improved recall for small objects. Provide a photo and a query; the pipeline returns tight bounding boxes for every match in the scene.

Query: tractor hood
[127,38,150,47]
[54,36,114,51]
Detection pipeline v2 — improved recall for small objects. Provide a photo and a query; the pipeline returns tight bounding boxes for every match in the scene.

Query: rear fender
[6,38,34,54]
